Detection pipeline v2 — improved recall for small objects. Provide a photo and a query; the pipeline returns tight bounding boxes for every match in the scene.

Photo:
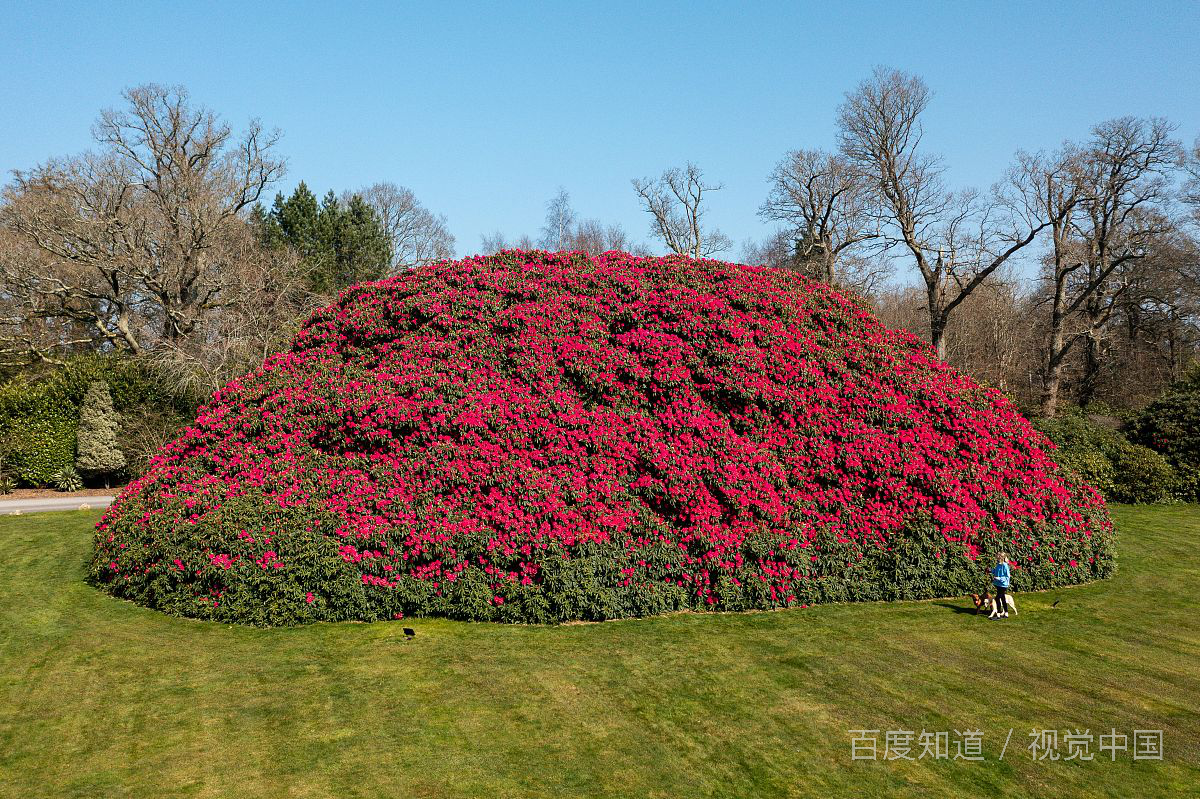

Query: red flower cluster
[89,251,1113,624]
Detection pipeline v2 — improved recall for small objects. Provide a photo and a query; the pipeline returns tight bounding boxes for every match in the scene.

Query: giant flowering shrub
[89,251,1114,625]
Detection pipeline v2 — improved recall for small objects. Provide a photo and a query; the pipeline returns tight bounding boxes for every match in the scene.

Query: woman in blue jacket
[990,552,1011,619]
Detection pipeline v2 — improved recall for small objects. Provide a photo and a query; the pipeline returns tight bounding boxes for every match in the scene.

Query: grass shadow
[932,601,980,615]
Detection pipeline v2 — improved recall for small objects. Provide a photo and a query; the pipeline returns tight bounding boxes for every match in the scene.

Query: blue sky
[2,1,1199,264]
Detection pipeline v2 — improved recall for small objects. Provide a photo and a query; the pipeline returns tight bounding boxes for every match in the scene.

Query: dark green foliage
[75,382,126,483]
[259,182,392,294]
[90,486,1113,626]
[1035,412,1176,504]
[1128,369,1200,500]
[56,355,194,411]
[0,356,194,487]
[0,389,77,486]
[53,465,83,492]
[90,488,371,626]
[1108,445,1179,504]
[0,475,14,494]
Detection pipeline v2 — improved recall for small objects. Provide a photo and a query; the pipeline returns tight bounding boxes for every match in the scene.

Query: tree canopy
[258,183,393,294]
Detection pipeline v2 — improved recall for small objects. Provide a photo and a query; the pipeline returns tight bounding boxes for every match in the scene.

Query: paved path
[0,495,114,515]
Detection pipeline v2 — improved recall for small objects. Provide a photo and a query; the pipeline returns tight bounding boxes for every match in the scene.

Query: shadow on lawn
[933,601,979,615]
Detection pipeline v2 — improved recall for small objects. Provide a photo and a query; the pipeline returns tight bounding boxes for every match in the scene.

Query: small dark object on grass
[403,628,416,638]
[1052,600,1061,608]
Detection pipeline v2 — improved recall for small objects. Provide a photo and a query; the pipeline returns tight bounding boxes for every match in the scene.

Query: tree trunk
[1041,337,1066,418]
[926,279,948,360]
[1168,326,1179,378]
[1078,326,1102,407]
[930,315,948,361]
[823,249,836,285]
[1041,272,1069,417]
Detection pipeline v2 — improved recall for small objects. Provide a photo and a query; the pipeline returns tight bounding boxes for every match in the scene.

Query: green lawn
[1,507,1198,798]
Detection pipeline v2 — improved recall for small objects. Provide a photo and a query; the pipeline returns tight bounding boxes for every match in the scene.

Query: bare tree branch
[838,66,1047,359]
[353,182,455,270]
[1,83,291,369]
[632,162,730,258]
[759,148,881,285]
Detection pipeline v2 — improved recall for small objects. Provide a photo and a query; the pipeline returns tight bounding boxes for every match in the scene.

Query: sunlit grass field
[1,506,1197,798]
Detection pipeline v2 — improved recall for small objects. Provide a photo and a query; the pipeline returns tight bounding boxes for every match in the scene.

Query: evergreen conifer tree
[75,381,125,487]
[260,183,391,294]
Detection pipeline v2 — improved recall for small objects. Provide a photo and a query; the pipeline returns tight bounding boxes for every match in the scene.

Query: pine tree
[330,194,391,289]
[261,183,391,294]
[75,381,125,487]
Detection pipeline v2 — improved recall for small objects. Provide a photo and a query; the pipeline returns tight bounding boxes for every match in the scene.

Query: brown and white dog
[971,591,1017,616]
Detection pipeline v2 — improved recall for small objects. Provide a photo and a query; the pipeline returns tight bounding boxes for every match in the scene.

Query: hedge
[1128,369,1200,501]
[1034,412,1176,504]
[0,356,194,487]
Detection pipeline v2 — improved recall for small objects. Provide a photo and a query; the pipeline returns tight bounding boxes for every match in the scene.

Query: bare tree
[740,230,795,269]
[481,193,641,256]
[942,271,1036,398]
[143,229,317,397]
[0,224,97,365]
[1019,119,1180,414]
[875,270,1037,403]
[741,229,890,297]
[354,182,455,270]
[0,84,285,360]
[632,162,731,257]
[1010,146,1089,415]
[1073,117,1181,405]
[1183,135,1200,225]
[1111,231,1200,389]
[838,67,1048,359]
[568,218,638,254]
[539,187,576,250]
[479,231,535,253]
[759,148,878,284]
[479,231,506,254]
